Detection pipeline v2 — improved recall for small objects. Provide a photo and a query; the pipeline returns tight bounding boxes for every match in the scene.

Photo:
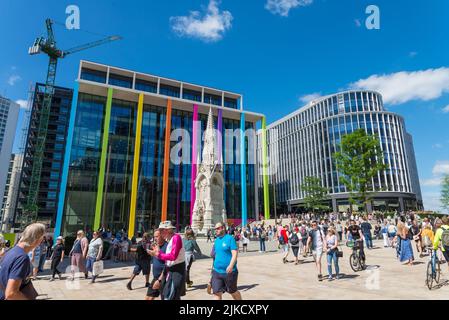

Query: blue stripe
[240,112,247,227]
[54,82,79,239]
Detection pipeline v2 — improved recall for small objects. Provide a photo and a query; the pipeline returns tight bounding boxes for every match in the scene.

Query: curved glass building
[260,90,423,214]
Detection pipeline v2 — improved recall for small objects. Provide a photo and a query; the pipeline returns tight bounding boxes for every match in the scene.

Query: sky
[0,0,448,212]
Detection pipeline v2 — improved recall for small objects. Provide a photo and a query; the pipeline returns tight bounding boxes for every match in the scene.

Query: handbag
[336,248,343,258]
[92,260,104,276]
[21,280,39,300]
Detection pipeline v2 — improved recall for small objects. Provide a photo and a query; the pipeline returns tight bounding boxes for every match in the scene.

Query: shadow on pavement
[238,284,259,291]
[96,276,130,284]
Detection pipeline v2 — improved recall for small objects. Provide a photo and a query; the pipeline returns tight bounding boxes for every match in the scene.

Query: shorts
[133,260,151,275]
[292,246,299,257]
[312,248,323,260]
[211,270,238,295]
[146,278,161,298]
[282,244,289,253]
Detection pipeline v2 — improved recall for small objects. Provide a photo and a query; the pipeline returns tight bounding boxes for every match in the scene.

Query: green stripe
[262,117,270,220]
[94,88,113,230]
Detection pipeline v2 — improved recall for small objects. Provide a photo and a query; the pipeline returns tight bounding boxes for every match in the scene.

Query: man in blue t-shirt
[0,223,46,300]
[145,230,167,301]
[211,222,242,300]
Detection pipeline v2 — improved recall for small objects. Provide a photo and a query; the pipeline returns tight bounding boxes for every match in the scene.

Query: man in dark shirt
[127,233,151,290]
[360,217,373,249]
[347,220,365,261]
[145,230,167,301]
[0,223,46,300]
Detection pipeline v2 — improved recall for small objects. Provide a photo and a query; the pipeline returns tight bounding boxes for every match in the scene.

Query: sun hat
[57,236,63,240]
[215,222,224,229]
[158,221,176,229]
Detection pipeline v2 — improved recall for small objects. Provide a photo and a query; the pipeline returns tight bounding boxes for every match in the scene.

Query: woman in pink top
[149,221,186,300]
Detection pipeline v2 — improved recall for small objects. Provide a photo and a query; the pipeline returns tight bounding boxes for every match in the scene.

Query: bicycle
[346,239,366,272]
[425,248,441,290]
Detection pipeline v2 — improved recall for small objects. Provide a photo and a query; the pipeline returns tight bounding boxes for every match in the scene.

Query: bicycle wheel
[435,260,441,284]
[360,256,367,270]
[426,261,434,290]
[350,253,359,272]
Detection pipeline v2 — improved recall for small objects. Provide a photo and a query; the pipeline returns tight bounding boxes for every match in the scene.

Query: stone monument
[191,107,227,234]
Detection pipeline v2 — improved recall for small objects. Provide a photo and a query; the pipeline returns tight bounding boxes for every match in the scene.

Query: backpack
[422,235,432,248]
[441,226,449,249]
[279,233,285,245]
[299,227,308,239]
[290,233,299,246]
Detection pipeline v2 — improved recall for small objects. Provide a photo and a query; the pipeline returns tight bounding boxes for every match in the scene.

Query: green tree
[334,129,388,213]
[441,175,449,213]
[301,176,329,212]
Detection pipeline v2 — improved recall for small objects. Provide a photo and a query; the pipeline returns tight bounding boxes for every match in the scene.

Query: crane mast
[22,18,121,228]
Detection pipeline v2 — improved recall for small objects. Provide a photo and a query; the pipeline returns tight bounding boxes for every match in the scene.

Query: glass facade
[260,90,423,213]
[62,92,257,235]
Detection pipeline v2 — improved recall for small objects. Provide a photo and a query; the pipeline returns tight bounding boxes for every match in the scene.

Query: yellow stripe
[128,93,144,238]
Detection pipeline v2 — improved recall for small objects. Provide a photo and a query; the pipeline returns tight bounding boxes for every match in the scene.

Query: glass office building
[259,90,423,214]
[56,61,265,237]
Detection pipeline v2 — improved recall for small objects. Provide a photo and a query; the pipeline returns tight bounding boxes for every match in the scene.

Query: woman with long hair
[183,229,202,288]
[398,219,414,266]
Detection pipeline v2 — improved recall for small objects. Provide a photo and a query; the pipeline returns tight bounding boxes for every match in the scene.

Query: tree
[441,175,449,213]
[334,129,388,213]
[301,176,329,212]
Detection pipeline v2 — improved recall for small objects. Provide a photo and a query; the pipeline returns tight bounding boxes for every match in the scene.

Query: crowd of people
[1,209,449,300]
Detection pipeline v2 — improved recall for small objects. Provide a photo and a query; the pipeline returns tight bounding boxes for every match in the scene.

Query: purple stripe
[217,108,223,165]
[190,104,199,225]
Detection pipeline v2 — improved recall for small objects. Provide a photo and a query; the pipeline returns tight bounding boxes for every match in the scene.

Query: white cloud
[409,51,418,58]
[15,99,29,110]
[432,161,449,176]
[350,67,449,105]
[7,75,21,86]
[422,191,443,212]
[432,143,443,149]
[421,177,442,187]
[170,0,233,42]
[265,0,313,17]
[443,105,449,113]
[299,92,322,104]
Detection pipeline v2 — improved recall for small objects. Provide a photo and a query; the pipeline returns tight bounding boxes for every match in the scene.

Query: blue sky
[1,0,448,212]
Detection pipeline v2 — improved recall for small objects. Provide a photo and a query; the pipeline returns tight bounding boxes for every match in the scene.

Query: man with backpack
[279,225,290,263]
[306,221,327,281]
[433,217,449,269]
[289,227,301,265]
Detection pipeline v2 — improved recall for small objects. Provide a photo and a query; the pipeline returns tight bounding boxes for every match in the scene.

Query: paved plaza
[33,239,449,300]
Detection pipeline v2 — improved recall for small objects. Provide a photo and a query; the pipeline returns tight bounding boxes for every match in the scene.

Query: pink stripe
[217,108,223,165]
[190,104,199,225]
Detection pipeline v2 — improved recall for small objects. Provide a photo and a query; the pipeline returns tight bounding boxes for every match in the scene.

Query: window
[182,89,201,102]
[135,79,157,93]
[224,98,238,109]
[160,84,180,98]
[80,68,106,83]
[204,93,222,106]
[108,74,132,88]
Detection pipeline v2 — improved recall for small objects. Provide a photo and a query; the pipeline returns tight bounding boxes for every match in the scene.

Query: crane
[22,18,121,227]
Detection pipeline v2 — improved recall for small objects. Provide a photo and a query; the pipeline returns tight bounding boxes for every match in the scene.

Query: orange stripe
[161,99,172,221]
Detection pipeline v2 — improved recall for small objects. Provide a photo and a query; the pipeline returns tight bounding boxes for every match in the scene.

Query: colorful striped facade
[55,61,268,237]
